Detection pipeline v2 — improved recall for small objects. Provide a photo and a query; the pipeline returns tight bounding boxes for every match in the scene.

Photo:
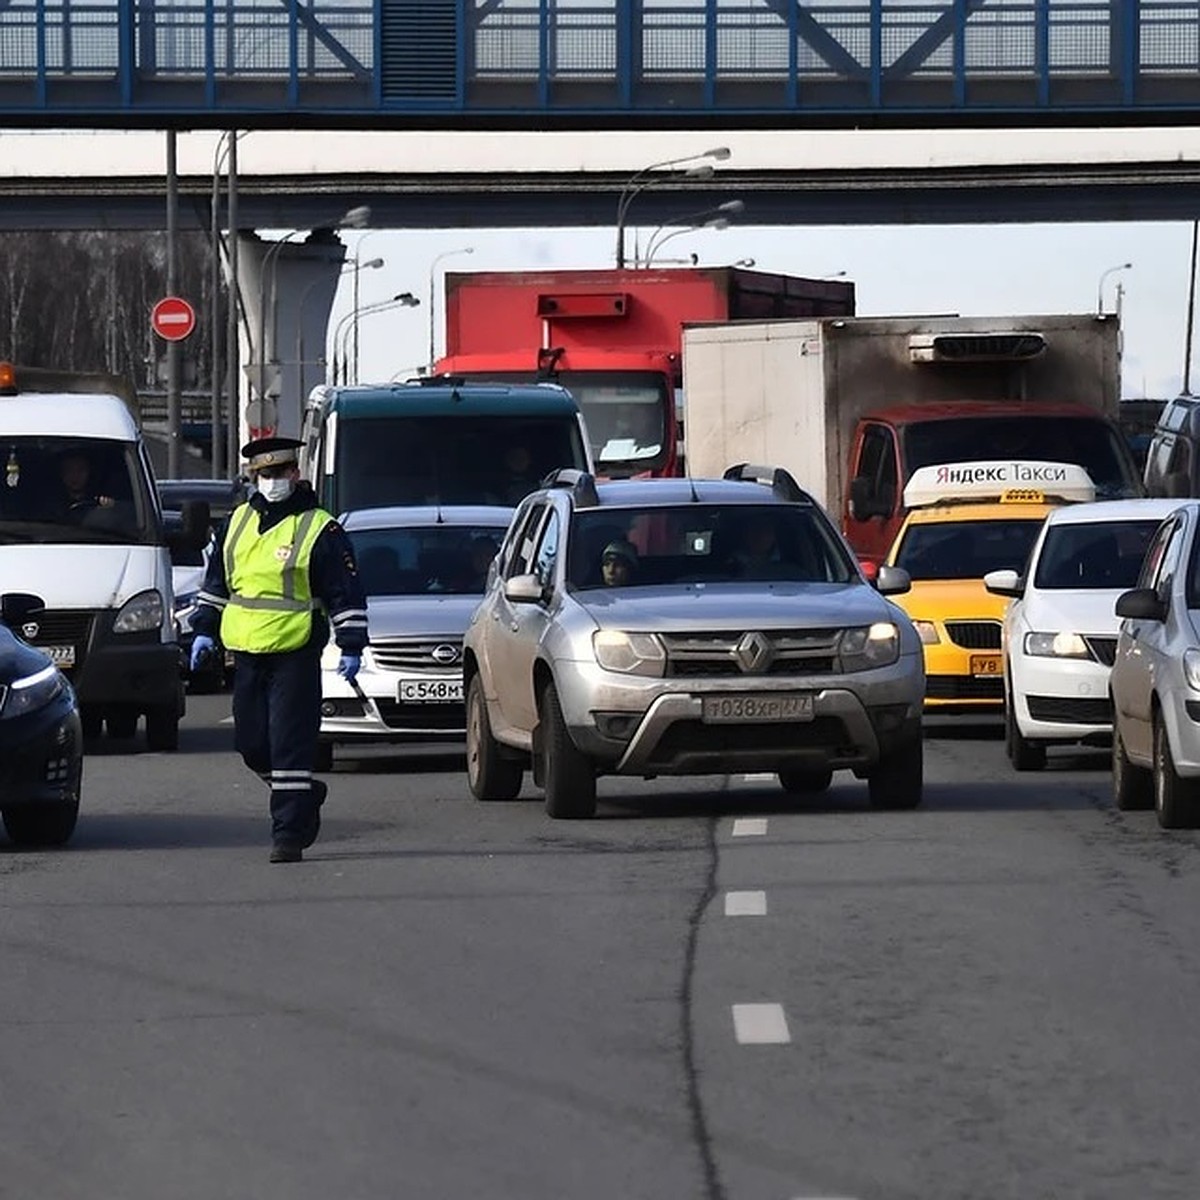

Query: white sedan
[984,498,1180,771]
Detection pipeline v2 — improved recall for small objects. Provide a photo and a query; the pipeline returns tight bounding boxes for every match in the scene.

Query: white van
[0,364,204,750]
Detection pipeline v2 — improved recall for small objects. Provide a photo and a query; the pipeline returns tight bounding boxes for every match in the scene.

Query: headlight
[912,619,940,645]
[840,623,900,670]
[592,630,666,677]
[1024,631,1089,659]
[1184,648,1200,692]
[1,664,65,720]
[114,589,165,634]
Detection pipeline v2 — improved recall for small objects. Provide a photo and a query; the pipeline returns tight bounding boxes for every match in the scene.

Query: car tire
[106,711,138,740]
[3,800,79,847]
[1005,687,1046,772]
[313,741,334,773]
[1153,717,1200,829]
[1112,721,1153,811]
[541,680,596,819]
[466,675,523,801]
[145,705,179,752]
[867,736,923,810]
[777,767,833,795]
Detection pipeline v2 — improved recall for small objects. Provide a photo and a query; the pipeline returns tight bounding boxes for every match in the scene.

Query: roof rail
[722,463,812,504]
[541,467,599,508]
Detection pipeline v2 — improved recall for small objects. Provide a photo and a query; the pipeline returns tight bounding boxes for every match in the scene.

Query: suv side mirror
[875,565,911,595]
[173,499,212,552]
[0,592,45,626]
[504,573,543,604]
[1115,587,1167,621]
[983,568,1024,599]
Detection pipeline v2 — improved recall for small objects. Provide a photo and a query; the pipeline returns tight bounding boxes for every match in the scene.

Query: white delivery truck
[0,363,207,749]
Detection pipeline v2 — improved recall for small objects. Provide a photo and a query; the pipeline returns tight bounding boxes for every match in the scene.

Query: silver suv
[462,468,926,818]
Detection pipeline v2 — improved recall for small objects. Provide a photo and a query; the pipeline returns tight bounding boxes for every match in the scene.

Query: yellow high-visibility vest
[219,504,330,653]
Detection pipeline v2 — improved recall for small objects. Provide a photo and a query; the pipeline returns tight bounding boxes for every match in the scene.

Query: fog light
[594,711,639,740]
[321,700,337,718]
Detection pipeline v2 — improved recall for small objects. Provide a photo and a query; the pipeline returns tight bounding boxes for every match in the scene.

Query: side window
[533,510,561,591]
[506,503,547,579]
[1155,520,1187,596]
[852,425,898,511]
[1144,433,1174,493]
[1138,518,1177,591]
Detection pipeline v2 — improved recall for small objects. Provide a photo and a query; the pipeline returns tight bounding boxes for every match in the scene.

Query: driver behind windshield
[54,449,116,522]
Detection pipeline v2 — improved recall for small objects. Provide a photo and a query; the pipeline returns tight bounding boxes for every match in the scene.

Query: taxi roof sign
[902,460,1096,509]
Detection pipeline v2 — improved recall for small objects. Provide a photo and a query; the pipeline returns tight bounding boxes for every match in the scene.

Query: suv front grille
[659,629,842,677]
[370,639,463,673]
[944,621,1002,650]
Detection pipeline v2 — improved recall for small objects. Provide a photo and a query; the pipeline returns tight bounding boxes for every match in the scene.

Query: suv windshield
[350,524,509,596]
[1033,519,1162,589]
[338,416,588,511]
[566,504,855,589]
[894,517,1044,580]
[903,416,1140,500]
[0,436,157,544]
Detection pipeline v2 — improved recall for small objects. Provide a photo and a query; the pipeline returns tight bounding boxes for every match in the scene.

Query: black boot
[300,779,327,850]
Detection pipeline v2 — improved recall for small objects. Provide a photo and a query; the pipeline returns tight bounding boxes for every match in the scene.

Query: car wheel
[541,680,596,819]
[145,705,179,752]
[466,675,523,801]
[867,736,923,810]
[106,711,138,740]
[1153,717,1200,829]
[1112,720,1153,811]
[3,800,79,847]
[313,741,334,773]
[777,767,833,795]
[1005,686,1046,772]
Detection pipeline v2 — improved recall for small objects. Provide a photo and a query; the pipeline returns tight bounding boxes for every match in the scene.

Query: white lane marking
[732,1003,791,1045]
[724,890,768,916]
[741,772,775,782]
[732,817,768,837]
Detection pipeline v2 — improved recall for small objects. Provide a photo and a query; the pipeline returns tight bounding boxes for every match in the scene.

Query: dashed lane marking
[741,772,776,782]
[732,1003,791,1045]
[724,890,768,916]
[731,817,768,837]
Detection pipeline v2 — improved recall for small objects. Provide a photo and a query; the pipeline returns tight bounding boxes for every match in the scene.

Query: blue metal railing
[0,0,1197,120]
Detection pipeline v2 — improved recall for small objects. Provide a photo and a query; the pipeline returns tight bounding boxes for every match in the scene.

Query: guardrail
[0,1,1198,121]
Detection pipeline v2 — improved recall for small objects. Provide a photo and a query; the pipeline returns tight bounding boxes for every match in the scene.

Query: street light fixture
[1097,262,1132,314]
[643,199,745,267]
[615,147,731,269]
[331,292,419,385]
[296,257,383,398]
[428,246,475,368]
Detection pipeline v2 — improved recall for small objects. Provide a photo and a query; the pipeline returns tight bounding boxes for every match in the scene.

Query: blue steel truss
[0,1,1198,124]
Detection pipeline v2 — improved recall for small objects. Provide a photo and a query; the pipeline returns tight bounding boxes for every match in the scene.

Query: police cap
[242,436,303,472]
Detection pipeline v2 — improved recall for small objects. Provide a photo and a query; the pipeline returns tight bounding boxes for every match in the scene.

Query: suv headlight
[592,630,666,678]
[1024,631,1089,659]
[114,589,165,634]
[840,623,899,670]
[1,664,65,720]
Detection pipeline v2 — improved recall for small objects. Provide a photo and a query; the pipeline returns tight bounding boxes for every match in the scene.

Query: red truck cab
[435,267,854,478]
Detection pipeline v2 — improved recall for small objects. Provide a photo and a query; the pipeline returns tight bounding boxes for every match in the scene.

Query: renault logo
[21,622,38,639]
[734,631,773,673]
[430,643,460,665]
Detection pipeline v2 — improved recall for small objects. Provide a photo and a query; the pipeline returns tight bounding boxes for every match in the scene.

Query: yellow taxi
[885,460,1095,712]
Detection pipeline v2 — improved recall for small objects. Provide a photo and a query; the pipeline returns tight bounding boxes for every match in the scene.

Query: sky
[324,219,1196,401]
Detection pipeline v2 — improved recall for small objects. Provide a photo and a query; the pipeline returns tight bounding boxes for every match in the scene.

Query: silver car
[463,469,926,818]
[1110,499,1200,827]
[317,505,513,768]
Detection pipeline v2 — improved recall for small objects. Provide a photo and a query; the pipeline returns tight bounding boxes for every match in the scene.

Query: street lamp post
[330,292,419,385]
[1097,262,1133,314]
[614,147,731,270]
[643,199,745,267]
[295,257,382,398]
[427,246,474,368]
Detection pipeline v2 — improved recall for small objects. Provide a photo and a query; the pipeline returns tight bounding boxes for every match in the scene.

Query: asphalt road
[1,696,1198,1200]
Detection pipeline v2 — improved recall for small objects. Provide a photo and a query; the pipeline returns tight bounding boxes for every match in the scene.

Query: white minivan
[0,364,206,750]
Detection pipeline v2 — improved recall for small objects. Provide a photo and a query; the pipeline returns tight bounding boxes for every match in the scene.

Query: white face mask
[257,476,294,504]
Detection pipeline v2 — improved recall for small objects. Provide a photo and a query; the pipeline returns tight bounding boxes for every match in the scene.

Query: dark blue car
[0,593,83,846]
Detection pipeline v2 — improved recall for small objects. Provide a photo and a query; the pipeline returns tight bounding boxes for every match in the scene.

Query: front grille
[370,639,463,672]
[925,674,1003,700]
[373,700,465,731]
[646,716,851,769]
[20,609,96,674]
[1027,695,1112,724]
[944,621,1002,650]
[660,629,842,678]
[1084,636,1118,667]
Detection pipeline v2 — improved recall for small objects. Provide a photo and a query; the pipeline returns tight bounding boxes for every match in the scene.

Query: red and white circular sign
[150,295,197,342]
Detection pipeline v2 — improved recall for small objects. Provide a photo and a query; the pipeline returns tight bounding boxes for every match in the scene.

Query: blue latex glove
[337,654,361,683]
[190,634,216,672]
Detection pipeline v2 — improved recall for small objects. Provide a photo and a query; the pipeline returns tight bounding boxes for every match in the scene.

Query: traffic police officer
[191,437,367,863]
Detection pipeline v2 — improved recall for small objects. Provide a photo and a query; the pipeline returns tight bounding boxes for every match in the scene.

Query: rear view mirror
[174,499,212,552]
[1115,587,1167,621]
[983,568,1024,599]
[504,573,544,604]
[0,592,45,626]
[875,565,911,595]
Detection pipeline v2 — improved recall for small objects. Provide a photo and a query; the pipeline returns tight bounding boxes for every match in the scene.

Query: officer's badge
[274,544,293,562]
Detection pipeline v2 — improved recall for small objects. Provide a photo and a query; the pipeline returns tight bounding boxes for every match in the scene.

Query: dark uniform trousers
[232,644,324,845]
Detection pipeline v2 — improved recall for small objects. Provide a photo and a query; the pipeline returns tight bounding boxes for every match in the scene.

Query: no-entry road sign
[151,296,197,342]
